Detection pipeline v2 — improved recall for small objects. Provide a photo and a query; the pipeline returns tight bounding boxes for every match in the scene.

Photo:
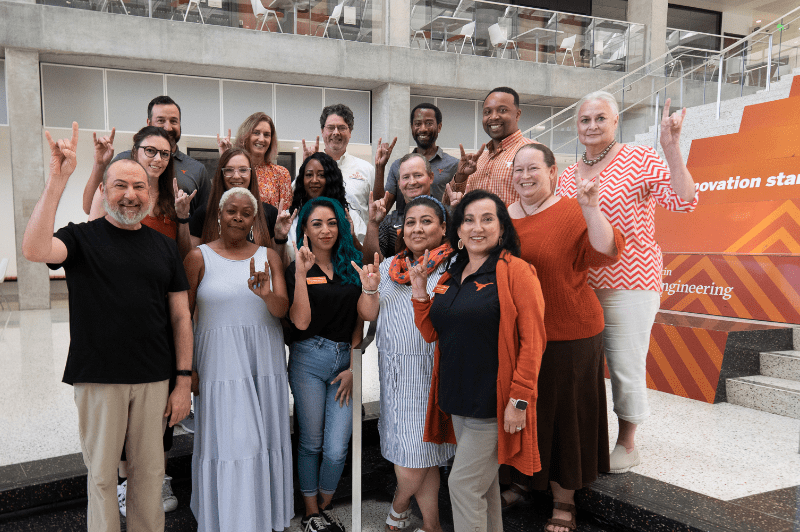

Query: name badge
[306,277,328,285]
[433,285,449,294]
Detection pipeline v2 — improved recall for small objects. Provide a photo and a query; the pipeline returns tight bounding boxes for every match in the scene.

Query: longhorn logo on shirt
[474,281,494,291]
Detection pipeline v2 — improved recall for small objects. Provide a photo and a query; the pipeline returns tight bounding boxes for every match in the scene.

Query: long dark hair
[296,197,361,287]
[291,152,349,213]
[447,190,520,268]
[201,147,271,247]
[396,195,448,255]
[131,126,176,222]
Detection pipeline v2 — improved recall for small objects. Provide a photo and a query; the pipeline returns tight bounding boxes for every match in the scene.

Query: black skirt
[512,332,610,490]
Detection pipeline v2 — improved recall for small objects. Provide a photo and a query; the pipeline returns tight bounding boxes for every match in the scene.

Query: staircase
[727,350,800,420]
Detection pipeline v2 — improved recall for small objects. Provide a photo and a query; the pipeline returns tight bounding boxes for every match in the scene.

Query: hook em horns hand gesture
[456,143,485,178]
[659,97,686,153]
[405,249,431,299]
[248,256,272,299]
[216,129,233,154]
[92,127,115,167]
[293,235,316,275]
[45,121,79,185]
[574,167,599,208]
[174,178,197,219]
[274,198,298,242]
[375,137,397,168]
[301,137,320,161]
[351,252,381,292]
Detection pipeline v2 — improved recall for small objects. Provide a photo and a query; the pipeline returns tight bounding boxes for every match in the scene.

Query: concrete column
[628,0,667,64]
[7,48,50,310]
[387,0,410,48]
[371,83,411,164]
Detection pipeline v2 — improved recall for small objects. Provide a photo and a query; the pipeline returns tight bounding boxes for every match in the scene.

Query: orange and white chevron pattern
[557,144,698,291]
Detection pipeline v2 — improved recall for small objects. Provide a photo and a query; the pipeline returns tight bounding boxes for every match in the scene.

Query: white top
[337,152,374,242]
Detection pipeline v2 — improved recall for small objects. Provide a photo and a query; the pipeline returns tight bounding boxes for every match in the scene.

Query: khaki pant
[449,416,502,532]
[74,381,169,532]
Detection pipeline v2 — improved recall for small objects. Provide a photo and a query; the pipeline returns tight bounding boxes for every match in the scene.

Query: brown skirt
[511,332,610,491]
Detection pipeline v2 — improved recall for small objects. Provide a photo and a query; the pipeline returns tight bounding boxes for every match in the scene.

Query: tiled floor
[1,305,799,509]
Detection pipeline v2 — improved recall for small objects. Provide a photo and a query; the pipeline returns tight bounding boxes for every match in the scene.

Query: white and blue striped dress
[376,258,457,468]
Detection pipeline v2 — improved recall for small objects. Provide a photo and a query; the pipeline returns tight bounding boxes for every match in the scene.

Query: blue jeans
[289,336,353,496]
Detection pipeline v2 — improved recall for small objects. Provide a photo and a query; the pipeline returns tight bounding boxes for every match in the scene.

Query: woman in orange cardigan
[408,190,547,532]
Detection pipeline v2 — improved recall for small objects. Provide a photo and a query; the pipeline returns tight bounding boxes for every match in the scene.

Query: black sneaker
[319,504,345,532]
[301,513,330,532]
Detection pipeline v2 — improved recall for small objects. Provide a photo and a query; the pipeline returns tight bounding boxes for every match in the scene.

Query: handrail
[520,4,800,140]
[350,319,376,532]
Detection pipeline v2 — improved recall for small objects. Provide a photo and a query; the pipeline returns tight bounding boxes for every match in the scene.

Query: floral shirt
[256,163,292,208]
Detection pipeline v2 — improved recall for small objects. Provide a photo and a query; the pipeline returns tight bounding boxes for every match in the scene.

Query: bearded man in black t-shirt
[22,122,193,532]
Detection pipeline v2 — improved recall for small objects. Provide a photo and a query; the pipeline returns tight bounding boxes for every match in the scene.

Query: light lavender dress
[190,245,293,532]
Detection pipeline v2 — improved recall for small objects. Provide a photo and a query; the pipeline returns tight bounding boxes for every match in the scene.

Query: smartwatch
[511,398,528,411]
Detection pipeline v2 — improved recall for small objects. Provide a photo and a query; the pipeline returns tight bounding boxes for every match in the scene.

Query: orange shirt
[142,213,177,241]
[413,251,547,476]
[256,163,292,208]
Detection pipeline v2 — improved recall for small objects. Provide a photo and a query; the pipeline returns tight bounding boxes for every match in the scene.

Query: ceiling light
[756,19,762,23]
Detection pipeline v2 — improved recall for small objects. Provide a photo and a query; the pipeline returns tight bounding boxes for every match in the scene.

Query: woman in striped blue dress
[356,195,456,532]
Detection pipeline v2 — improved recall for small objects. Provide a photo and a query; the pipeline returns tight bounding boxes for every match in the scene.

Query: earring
[498,236,504,246]
[218,219,221,235]
[249,226,254,241]
[457,238,464,250]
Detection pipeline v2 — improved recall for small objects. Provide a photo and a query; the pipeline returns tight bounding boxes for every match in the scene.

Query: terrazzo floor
[1,306,799,504]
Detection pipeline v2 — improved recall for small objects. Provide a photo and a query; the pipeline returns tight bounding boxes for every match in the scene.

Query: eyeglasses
[139,146,172,160]
[324,125,350,133]
[222,167,252,178]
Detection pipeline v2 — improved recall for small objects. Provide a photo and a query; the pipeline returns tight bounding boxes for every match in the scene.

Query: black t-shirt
[285,262,361,344]
[48,218,190,385]
[189,202,278,240]
[429,254,500,418]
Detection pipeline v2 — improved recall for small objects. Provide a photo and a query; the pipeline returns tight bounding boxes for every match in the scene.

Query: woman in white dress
[356,195,456,532]
[184,187,293,532]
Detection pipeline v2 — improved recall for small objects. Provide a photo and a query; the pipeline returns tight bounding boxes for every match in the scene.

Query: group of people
[22,84,697,532]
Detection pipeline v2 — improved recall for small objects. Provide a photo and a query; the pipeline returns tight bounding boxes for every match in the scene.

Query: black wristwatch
[511,398,528,411]
[273,236,288,244]
[176,370,193,377]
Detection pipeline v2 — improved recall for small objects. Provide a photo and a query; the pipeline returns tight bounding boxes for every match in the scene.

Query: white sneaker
[162,475,178,512]
[609,443,641,473]
[117,480,127,517]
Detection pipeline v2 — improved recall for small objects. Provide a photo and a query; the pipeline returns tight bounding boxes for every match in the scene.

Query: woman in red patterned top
[217,112,292,208]
[556,91,698,474]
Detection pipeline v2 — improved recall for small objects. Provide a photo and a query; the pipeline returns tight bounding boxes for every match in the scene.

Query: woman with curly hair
[276,152,364,263]
[217,112,292,208]
[285,196,367,532]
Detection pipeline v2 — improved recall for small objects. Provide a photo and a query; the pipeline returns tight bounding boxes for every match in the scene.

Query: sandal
[385,502,412,531]
[500,483,528,511]
[544,501,577,532]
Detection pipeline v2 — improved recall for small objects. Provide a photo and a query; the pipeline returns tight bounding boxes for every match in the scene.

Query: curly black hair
[447,190,520,268]
[291,152,349,213]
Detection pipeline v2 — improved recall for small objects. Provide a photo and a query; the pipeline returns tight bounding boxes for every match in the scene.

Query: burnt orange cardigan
[412,251,547,476]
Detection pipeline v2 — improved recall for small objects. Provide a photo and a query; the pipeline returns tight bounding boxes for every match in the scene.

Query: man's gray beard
[103,197,150,226]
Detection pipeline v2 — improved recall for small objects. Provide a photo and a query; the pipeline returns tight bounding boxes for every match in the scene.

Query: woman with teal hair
[285,197,368,532]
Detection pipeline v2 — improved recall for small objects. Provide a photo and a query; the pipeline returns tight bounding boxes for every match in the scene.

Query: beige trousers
[74,381,169,532]
[449,415,503,532]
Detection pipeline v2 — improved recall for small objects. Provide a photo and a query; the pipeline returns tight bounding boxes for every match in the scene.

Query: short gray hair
[398,152,433,176]
[219,187,258,213]
[575,91,620,125]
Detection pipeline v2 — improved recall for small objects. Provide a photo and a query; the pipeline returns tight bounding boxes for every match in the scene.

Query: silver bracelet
[362,287,378,295]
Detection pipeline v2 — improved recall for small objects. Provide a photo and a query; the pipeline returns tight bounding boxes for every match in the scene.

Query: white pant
[595,289,660,425]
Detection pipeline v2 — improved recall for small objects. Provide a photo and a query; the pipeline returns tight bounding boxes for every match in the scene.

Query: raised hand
[92,128,115,167]
[216,129,232,153]
[302,136,320,160]
[405,249,431,299]
[45,121,79,184]
[368,190,388,225]
[174,178,197,219]
[345,208,357,238]
[574,167,599,208]
[375,137,397,167]
[444,181,463,207]
[248,256,272,299]
[294,235,316,274]
[456,143,485,178]
[659,98,686,153]
[351,252,381,292]
[274,198,298,241]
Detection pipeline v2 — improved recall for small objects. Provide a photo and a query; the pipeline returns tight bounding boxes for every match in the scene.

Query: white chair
[174,0,203,23]
[488,23,519,59]
[558,35,577,66]
[252,0,282,32]
[448,21,475,54]
[0,258,8,311]
[409,2,430,49]
[317,2,345,39]
[98,0,128,14]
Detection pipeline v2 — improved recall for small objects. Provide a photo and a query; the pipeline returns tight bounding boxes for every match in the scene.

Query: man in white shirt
[309,104,374,241]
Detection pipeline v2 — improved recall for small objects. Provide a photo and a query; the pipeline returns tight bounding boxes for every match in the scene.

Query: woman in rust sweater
[503,143,624,532]
[408,190,546,532]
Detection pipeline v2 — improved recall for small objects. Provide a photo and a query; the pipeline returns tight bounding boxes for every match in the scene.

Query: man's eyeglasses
[222,167,252,178]
[139,146,172,160]
[324,125,350,133]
